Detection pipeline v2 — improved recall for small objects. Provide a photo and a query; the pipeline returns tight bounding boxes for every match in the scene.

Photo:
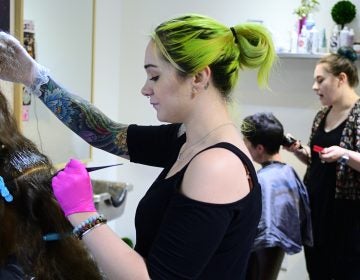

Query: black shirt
[127,124,261,280]
[307,115,345,245]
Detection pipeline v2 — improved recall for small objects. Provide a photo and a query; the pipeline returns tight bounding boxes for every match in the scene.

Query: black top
[305,110,360,278]
[127,124,262,280]
[306,114,346,245]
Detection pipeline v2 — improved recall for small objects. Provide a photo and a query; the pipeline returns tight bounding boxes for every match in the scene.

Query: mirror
[14,0,95,166]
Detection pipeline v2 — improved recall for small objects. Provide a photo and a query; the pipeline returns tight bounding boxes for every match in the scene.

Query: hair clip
[0,176,13,202]
[43,232,71,241]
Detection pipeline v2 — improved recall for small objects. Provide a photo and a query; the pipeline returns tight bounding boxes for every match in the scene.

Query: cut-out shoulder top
[127,123,261,280]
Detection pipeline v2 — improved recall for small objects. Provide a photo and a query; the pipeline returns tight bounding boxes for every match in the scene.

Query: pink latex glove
[52,158,96,216]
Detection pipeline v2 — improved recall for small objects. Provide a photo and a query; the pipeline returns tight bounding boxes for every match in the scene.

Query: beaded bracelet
[73,214,107,240]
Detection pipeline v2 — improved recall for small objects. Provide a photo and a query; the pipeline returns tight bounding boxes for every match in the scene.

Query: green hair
[152,14,276,99]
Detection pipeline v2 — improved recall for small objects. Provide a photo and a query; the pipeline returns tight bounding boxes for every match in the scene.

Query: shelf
[277,52,327,59]
[277,52,360,62]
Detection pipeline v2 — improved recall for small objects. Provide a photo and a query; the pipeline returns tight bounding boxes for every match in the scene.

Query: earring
[204,82,209,90]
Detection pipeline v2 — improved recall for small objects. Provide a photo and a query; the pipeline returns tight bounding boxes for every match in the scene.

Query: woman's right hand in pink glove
[0,32,38,86]
[52,158,96,217]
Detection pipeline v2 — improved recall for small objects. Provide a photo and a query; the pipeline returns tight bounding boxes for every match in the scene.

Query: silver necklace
[177,122,235,161]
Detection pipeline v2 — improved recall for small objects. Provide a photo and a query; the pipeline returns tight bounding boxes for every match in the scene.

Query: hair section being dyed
[0,91,102,279]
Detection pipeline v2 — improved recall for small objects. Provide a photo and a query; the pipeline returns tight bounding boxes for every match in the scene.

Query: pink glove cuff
[64,205,97,217]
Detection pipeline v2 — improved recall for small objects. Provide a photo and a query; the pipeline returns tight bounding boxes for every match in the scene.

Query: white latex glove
[0,32,49,95]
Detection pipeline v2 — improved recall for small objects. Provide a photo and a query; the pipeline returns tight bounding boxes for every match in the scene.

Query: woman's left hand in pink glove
[52,158,96,216]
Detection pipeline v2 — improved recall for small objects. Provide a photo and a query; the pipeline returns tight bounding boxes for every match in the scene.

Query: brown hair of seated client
[0,91,103,279]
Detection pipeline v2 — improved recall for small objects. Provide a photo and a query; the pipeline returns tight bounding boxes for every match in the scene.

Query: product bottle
[348,28,354,47]
[329,25,339,53]
[309,27,319,54]
[305,14,315,31]
[289,29,298,53]
[339,26,350,47]
[298,29,308,53]
[319,28,327,53]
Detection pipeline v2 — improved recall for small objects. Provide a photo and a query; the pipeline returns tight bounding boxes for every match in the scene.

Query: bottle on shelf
[289,29,298,53]
[319,28,327,53]
[308,27,319,54]
[348,28,354,48]
[305,14,315,31]
[329,25,339,53]
[297,28,308,54]
[339,26,350,48]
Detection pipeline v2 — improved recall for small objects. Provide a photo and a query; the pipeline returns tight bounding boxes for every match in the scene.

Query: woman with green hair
[0,13,276,279]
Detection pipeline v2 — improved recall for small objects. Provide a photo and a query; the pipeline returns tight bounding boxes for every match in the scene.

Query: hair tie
[0,176,13,202]
[337,46,358,62]
[230,27,239,44]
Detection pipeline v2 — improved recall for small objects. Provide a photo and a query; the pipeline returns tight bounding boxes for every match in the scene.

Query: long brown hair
[0,91,103,279]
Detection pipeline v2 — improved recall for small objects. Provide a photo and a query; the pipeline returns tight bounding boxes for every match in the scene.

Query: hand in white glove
[0,32,49,95]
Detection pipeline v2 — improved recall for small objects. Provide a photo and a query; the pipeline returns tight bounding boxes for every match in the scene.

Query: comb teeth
[53,163,123,178]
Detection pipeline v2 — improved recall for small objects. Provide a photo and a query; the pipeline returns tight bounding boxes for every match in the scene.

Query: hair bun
[337,46,358,62]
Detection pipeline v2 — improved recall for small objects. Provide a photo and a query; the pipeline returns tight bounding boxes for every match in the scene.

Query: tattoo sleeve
[38,77,129,157]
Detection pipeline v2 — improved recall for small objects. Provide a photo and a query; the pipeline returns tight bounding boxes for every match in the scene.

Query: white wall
[89,1,360,279]
[23,0,93,165]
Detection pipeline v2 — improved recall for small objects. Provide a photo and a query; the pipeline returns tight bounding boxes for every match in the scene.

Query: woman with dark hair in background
[0,90,103,279]
[287,47,360,280]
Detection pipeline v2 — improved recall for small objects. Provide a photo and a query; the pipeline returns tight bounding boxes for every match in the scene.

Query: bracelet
[338,153,350,165]
[73,214,107,240]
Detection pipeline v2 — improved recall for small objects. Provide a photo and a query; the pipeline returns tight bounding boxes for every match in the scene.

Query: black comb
[53,163,123,178]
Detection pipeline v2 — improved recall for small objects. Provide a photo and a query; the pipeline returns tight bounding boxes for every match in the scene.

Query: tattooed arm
[38,78,130,159]
[0,32,129,158]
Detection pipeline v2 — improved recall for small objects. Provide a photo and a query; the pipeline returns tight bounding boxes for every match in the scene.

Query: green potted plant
[331,0,357,29]
[294,0,320,18]
[294,0,320,34]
